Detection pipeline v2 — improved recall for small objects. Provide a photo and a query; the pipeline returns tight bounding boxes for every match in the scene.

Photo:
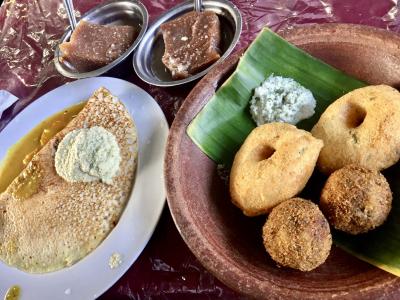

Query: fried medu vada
[263,198,332,271]
[311,85,400,174]
[320,164,392,235]
[230,122,323,216]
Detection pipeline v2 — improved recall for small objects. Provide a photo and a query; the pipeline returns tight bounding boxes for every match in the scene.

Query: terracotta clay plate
[164,24,400,299]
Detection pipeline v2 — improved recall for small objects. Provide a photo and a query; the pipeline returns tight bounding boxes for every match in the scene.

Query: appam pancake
[0,87,137,273]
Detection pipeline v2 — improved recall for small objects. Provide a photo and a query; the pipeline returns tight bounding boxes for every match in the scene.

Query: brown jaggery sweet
[160,11,221,79]
[59,21,136,72]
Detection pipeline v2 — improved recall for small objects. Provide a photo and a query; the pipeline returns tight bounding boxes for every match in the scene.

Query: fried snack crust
[230,123,323,216]
[311,85,400,174]
[320,164,392,235]
[263,198,332,271]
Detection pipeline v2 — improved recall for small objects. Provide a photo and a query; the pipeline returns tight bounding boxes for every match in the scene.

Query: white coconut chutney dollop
[250,75,316,126]
[55,126,121,184]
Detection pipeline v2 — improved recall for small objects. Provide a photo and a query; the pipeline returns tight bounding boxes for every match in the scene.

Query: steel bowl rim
[132,0,242,87]
[54,0,149,79]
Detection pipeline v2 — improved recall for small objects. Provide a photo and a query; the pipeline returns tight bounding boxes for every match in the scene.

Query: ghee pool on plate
[0,102,85,193]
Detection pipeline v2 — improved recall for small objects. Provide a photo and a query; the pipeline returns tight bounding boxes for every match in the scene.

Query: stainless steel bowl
[133,0,242,87]
[54,0,148,79]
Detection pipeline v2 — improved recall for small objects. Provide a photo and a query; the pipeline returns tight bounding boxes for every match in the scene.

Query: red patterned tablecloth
[0,0,399,298]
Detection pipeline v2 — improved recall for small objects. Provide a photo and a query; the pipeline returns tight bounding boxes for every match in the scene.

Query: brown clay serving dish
[164,23,400,299]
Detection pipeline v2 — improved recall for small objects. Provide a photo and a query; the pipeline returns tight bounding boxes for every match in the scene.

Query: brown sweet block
[59,21,136,72]
[160,11,221,79]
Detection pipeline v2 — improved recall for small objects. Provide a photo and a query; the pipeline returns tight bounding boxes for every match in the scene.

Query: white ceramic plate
[0,77,168,299]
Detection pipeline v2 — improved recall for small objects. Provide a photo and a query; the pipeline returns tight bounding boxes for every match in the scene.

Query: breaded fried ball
[320,165,392,235]
[311,85,400,174]
[262,198,332,271]
[230,123,323,216]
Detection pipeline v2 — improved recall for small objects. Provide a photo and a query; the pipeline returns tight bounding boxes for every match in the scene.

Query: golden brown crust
[311,85,400,174]
[0,87,137,273]
[320,164,392,235]
[230,123,323,216]
[262,198,332,271]
[160,11,221,79]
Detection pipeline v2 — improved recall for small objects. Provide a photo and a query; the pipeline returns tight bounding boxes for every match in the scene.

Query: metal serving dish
[133,0,242,87]
[54,0,148,79]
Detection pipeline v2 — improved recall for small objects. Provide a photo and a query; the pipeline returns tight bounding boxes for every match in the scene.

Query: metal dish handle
[194,0,202,12]
[63,0,78,31]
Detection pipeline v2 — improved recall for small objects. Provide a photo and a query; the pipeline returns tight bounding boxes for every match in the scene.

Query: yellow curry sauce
[0,102,86,194]
[4,285,20,300]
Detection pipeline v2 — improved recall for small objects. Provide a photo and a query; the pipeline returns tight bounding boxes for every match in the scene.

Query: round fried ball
[320,164,392,235]
[263,198,332,271]
[311,85,400,174]
[230,123,323,216]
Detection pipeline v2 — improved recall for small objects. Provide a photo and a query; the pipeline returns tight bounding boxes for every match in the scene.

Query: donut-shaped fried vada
[311,85,400,174]
[230,123,323,216]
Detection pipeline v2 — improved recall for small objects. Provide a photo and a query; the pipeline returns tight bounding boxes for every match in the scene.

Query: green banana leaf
[187,28,366,166]
[186,27,400,277]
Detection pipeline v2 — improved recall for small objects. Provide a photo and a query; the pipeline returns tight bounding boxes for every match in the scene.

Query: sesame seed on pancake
[0,87,137,273]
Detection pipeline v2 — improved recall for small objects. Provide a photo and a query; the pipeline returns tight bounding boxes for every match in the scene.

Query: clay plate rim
[164,23,400,299]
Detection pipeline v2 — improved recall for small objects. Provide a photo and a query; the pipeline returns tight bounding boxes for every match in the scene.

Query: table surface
[1,0,400,298]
